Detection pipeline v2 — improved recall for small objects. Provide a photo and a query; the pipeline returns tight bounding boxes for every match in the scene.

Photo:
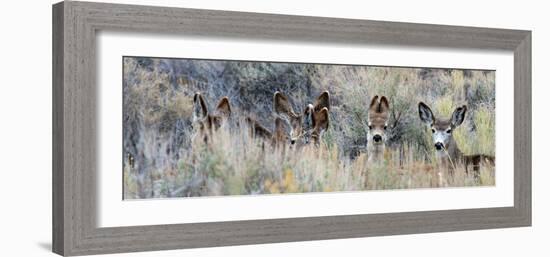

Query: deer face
[274,91,330,146]
[367,95,390,147]
[418,102,467,152]
[192,92,232,141]
[287,112,303,145]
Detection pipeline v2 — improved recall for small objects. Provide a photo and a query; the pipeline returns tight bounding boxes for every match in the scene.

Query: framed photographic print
[52,1,531,256]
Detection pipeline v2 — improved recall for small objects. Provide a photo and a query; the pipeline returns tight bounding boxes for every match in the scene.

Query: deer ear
[418,102,434,125]
[193,92,208,120]
[314,91,330,112]
[274,91,296,118]
[451,105,467,128]
[379,96,390,113]
[315,107,330,132]
[369,95,379,111]
[215,97,231,118]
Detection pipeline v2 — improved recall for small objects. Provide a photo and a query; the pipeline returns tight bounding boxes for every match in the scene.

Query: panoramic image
[122,56,496,199]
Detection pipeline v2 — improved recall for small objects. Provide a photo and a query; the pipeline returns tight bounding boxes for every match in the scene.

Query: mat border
[52,1,531,256]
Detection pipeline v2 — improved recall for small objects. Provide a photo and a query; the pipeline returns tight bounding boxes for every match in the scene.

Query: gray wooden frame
[52,1,531,256]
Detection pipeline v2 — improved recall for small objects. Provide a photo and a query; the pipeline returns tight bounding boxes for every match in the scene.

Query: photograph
[123,56,496,199]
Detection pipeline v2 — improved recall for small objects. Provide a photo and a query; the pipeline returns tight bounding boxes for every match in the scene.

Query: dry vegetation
[123,57,495,199]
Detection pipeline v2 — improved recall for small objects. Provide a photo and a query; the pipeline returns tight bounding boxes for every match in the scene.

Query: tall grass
[123,119,494,199]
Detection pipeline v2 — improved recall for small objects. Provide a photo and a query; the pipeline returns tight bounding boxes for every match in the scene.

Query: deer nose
[435,142,444,150]
[373,135,382,143]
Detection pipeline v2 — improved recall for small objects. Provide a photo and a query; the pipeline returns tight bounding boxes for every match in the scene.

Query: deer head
[192,92,232,141]
[418,102,467,155]
[367,95,390,148]
[273,91,330,146]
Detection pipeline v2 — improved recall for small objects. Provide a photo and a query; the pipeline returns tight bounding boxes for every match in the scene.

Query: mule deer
[192,92,232,143]
[418,102,494,175]
[193,92,287,149]
[273,91,330,146]
[367,95,390,163]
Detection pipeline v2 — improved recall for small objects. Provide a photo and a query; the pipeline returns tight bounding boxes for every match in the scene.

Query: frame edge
[54,1,80,256]
[514,31,532,227]
[52,1,65,256]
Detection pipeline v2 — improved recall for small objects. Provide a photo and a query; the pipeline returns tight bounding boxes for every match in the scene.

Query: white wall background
[0,0,547,256]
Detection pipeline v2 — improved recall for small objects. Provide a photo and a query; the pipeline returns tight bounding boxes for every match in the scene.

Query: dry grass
[123,120,494,199]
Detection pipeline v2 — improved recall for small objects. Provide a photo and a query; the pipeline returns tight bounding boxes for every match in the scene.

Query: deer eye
[384,125,387,130]
[368,125,373,130]
[446,129,452,134]
[431,128,436,133]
